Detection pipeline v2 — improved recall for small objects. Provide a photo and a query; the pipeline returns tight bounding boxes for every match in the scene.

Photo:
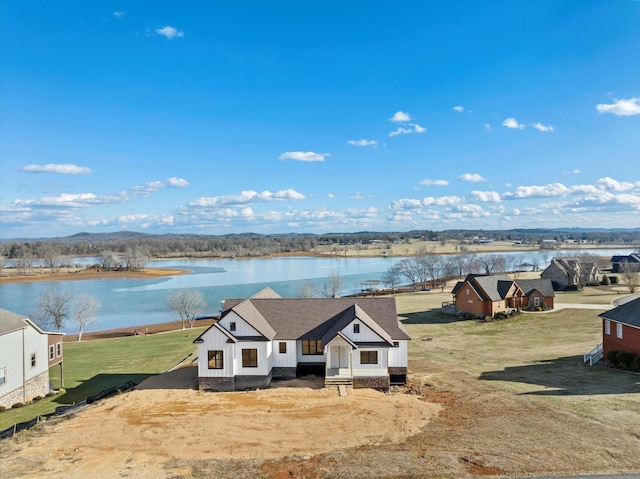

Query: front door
[330,345,349,369]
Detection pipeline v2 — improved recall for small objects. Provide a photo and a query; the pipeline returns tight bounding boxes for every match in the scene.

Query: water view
[0,249,631,334]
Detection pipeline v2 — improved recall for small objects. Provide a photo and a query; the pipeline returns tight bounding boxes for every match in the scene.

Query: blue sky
[1,1,639,239]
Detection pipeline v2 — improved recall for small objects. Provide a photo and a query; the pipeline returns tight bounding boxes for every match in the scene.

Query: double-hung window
[207,350,224,369]
[242,348,258,367]
[360,351,378,365]
[616,323,623,339]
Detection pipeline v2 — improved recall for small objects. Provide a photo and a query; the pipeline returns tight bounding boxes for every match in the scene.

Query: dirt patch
[0,371,440,478]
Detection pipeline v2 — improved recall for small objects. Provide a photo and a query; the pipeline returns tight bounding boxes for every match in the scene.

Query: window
[242,349,258,367]
[230,322,236,332]
[49,345,55,360]
[279,342,287,354]
[207,350,223,369]
[0,368,6,386]
[534,296,540,307]
[57,342,62,357]
[360,351,378,364]
[393,341,399,348]
[30,353,36,368]
[353,323,360,334]
[617,323,623,339]
[466,288,469,295]
[302,340,323,355]
[605,320,611,335]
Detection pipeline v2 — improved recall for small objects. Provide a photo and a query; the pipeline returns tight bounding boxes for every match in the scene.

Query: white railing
[583,343,604,366]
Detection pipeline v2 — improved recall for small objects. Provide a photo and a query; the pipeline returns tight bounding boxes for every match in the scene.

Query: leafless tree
[381,264,403,293]
[476,254,507,275]
[72,294,100,341]
[41,245,61,273]
[298,281,317,298]
[99,251,122,271]
[123,246,148,271]
[166,288,206,329]
[619,262,640,293]
[38,287,73,332]
[0,257,4,277]
[15,247,34,276]
[322,271,344,298]
[396,258,421,291]
[416,254,442,289]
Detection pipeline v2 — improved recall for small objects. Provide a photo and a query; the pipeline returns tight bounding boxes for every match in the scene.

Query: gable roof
[210,289,409,344]
[612,253,640,263]
[455,274,516,302]
[0,308,29,335]
[517,279,555,297]
[599,297,640,328]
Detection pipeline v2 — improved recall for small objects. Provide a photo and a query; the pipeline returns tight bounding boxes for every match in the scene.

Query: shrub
[0,406,6,413]
[45,392,56,397]
[606,350,619,367]
[601,275,610,285]
[32,396,43,402]
[464,312,475,320]
[617,351,635,370]
[12,402,25,409]
[610,276,619,284]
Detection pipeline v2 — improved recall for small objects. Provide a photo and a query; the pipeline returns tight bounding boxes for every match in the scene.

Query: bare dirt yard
[2,291,640,479]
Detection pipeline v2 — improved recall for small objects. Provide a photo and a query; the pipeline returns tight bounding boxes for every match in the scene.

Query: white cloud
[453,106,465,112]
[389,111,411,122]
[419,179,449,186]
[113,11,125,18]
[484,123,493,132]
[596,98,640,116]
[469,190,501,203]
[502,117,525,129]
[166,177,189,187]
[350,193,365,200]
[20,163,92,175]
[423,196,463,206]
[503,183,570,199]
[347,139,378,147]
[130,181,165,197]
[388,123,426,137]
[532,122,554,132]
[189,189,306,207]
[597,177,640,192]
[278,151,328,162]
[564,169,581,175]
[327,193,335,199]
[458,173,486,182]
[156,26,184,39]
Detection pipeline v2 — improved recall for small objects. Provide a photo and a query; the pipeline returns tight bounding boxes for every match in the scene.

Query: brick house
[598,297,640,358]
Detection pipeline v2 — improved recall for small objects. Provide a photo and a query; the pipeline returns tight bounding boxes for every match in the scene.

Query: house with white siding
[0,308,64,409]
[194,288,410,391]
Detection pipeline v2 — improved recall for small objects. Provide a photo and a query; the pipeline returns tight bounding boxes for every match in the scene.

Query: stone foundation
[0,371,49,409]
[353,376,390,390]
[198,372,272,392]
[388,367,408,385]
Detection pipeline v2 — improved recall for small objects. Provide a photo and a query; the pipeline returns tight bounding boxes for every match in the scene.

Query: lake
[0,249,631,334]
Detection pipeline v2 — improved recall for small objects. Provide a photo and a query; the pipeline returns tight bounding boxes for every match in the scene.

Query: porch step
[337,385,347,397]
[324,378,353,387]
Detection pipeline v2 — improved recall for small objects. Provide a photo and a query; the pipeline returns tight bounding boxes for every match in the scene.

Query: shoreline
[0,267,190,284]
[64,318,218,342]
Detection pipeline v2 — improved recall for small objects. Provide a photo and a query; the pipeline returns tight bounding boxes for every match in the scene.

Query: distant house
[598,297,640,359]
[451,274,554,318]
[0,308,64,409]
[541,258,601,290]
[611,253,640,274]
[193,288,410,392]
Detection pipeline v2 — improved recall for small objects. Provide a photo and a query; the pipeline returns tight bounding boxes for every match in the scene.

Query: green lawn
[0,328,203,430]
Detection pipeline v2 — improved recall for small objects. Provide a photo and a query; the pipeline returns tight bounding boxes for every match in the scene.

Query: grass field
[3,289,639,477]
[0,328,204,430]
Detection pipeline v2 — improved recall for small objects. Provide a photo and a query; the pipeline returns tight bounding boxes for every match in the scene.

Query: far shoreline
[0,267,190,284]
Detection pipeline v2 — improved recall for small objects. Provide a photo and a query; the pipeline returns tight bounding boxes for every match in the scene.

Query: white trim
[616,323,623,339]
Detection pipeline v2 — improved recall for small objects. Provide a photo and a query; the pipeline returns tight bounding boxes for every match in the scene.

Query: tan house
[541,258,601,290]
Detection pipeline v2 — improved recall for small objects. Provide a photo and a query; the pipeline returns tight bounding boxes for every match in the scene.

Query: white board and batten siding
[388,340,408,367]
[196,328,235,378]
[237,341,272,376]
[340,320,381,344]
[271,340,297,367]
[218,312,261,337]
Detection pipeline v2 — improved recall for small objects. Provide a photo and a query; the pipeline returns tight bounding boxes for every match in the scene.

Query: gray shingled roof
[516,279,555,297]
[471,274,514,301]
[217,294,409,342]
[0,308,28,335]
[599,297,640,328]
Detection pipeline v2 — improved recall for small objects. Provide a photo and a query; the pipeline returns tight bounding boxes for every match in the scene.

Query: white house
[194,288,410,391]
[0,308,64,408]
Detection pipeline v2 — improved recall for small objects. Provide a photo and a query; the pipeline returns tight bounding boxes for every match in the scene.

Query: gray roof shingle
[599,297,640,328]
